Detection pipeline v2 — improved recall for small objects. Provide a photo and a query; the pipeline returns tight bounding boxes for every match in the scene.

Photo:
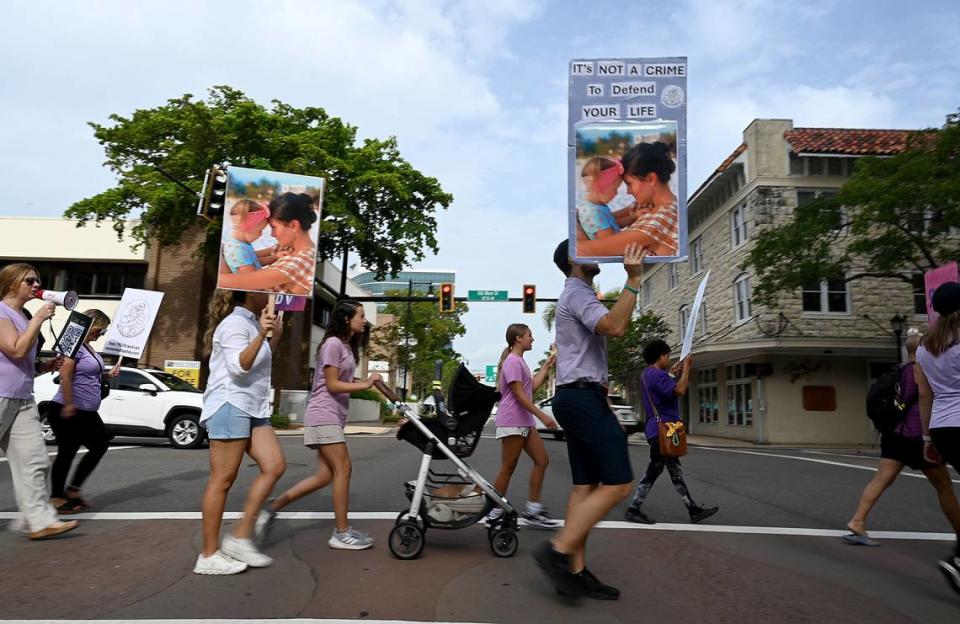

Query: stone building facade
[640,119,931,445]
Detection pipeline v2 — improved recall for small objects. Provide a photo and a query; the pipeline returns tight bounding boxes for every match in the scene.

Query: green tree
[744,114,960,306]
[369,293,469,399]
[65,86,453,275]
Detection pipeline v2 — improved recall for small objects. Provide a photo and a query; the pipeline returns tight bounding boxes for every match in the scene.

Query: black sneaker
[689,505,719,524]
[569,568,620,600]
[533,541,578,595]
[937,555,960,597]
[624,506,656,524]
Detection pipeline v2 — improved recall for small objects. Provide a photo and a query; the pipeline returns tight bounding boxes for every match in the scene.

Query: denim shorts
[552,387,633,486]
[203,403,270,440]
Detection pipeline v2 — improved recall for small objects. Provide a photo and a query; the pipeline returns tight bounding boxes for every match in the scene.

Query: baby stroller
[374,364,520,560]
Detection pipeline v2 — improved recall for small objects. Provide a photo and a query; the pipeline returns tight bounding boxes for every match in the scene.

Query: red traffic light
[439,282,455,312]
[522,284,536,314]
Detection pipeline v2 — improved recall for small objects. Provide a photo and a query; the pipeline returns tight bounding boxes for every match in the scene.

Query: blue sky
[2,0,958,372]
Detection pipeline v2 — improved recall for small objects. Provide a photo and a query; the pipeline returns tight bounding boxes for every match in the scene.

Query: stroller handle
[374,379,402,404]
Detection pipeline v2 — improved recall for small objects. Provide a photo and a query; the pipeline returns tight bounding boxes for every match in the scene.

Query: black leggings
[931,427,960,555]
[47,402,109,498]
[630,439,697,511]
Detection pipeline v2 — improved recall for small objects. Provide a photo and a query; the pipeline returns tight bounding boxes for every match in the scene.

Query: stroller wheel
[488,529,519,558]
[389,521,425,560]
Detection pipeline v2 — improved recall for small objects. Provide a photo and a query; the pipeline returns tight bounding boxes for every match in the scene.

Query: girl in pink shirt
[263,300,382,550]
[488,323,557,529]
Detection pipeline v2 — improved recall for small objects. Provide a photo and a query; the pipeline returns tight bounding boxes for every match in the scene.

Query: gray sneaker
[329,527,374,550]
[255,507,277,544]
[521,508,560,529]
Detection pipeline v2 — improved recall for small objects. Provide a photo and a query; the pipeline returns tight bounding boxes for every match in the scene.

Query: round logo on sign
[661,85,685,108]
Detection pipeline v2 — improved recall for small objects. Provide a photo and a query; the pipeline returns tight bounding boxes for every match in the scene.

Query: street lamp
[890,314,906,365]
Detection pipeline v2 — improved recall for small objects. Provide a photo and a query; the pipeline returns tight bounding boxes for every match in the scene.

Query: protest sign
[214,166,324,297]
[925,261,958,327]
[101,288,164,359]
[680,270,710,362]
[568,57,687,264]
[275,294,307,311]
[55,310,93,359]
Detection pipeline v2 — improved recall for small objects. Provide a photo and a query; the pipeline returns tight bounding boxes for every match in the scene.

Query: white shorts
[496,426,532,439]
[304,424,346,447]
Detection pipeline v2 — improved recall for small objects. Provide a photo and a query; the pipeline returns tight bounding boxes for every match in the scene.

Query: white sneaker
[328,527,374,550]
[221,535,274,567]
[193,550,248,575]
[255,507,277,544]
[483,508,503,526]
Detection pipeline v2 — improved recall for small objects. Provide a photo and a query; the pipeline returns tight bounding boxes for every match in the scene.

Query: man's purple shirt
[555,277,608,385]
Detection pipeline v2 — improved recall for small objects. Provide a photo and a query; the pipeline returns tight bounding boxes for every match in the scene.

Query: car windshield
[149,371,201,393]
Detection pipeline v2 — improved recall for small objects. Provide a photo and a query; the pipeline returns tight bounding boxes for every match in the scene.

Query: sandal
[56,499,86,514]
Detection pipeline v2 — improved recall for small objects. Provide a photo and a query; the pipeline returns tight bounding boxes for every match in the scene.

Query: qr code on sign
[58,322,85,356]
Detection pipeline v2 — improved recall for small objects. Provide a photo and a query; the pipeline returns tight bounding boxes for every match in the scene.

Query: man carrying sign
[533,240,644,600]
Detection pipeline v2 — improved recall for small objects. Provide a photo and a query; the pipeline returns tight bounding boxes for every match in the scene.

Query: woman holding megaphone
[0,263,78,539]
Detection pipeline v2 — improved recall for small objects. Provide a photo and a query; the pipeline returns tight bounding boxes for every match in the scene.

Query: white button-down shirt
[201,306,272,422]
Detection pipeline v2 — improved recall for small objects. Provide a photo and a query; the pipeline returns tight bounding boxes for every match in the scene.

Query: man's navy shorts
[552,387,633,486]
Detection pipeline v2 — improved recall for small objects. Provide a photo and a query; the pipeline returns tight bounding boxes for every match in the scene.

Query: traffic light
[439,282,455,312]
[522,284,536,314]
[199,164,228,217]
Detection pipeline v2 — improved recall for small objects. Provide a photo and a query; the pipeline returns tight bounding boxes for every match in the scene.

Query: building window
[697,368,718,424]
[802,278,850,314]
[733,274,752,323]
[912,274,927,315]
[797,189,843,231]
[641,280,653,309]
[691,237,703,274]
[725,364,753,426]
[668,263,678,290]
[25,261,146,297]
[679,304,689,335]
[730,204,748,248]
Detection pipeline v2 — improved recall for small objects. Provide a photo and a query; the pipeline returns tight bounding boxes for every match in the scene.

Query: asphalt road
[2,424,959,622]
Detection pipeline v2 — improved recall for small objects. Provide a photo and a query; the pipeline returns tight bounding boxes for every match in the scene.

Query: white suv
[535,394,640,440]
[35,367,206,449]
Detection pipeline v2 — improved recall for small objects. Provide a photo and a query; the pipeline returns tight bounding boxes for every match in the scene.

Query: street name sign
[468,290,509,302]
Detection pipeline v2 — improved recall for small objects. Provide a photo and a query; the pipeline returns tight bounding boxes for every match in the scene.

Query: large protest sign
[101,288,164,359]
[215,166,324,297]
[680,270,710,362]
[54,311,93,359]
[568,58,687,264]
[925,261,958,327]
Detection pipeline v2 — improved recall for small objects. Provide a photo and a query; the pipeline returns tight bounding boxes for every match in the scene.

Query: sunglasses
[24,277,41,287]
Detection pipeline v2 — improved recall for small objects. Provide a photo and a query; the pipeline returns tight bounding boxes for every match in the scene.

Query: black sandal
[56,499,85,514]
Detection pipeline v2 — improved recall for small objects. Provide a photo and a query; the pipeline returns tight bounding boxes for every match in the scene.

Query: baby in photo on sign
[221,199,290,273]
[576,157,641,241]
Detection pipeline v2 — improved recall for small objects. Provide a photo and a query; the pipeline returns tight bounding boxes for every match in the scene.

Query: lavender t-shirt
[496,353,534,428]
[53,345,104,411]
[304,337,356,427]
[555,277,609,385]
[917,344,960,429]
[0,301,37,400]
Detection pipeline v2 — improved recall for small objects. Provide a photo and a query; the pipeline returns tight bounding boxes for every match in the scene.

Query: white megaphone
[35,289,79,311]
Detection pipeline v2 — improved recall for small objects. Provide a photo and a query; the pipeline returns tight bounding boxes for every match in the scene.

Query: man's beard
[582,264,601,279]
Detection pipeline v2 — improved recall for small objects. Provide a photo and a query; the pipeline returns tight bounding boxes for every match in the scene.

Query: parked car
[35,367,206,449]
[535,394,640,440]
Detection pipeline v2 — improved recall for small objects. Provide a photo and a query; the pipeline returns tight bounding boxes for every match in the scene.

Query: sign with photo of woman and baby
[568,57,687,263]
[215,166,324,297]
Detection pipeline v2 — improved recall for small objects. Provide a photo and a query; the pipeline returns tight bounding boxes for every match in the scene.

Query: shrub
[271,412,290,429]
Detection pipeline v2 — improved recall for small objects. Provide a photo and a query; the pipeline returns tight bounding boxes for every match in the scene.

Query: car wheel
[39,410,56,445]
[168,413,204,449]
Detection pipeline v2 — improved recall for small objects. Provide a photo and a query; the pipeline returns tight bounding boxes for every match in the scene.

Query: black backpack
[865,365,908,433]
